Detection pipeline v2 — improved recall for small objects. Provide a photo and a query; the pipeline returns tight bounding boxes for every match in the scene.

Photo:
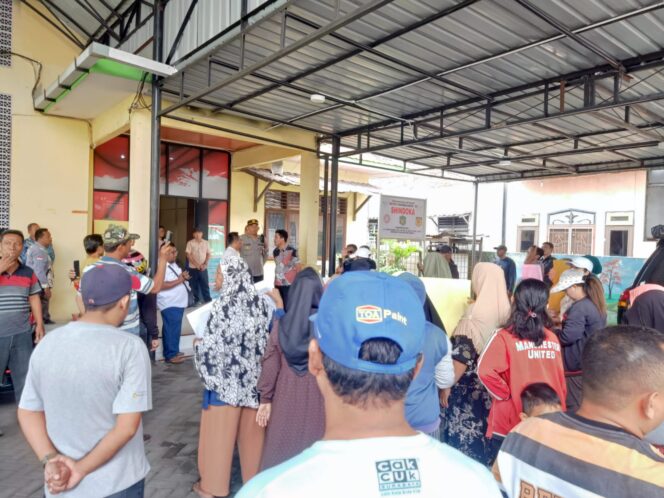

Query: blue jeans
[161,307,184,361]
[0,331,33,403]
[188,268,211,304]
[106,479,145,498]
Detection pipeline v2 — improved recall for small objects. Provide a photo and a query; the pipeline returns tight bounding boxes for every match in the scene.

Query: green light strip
[42,59,146,114]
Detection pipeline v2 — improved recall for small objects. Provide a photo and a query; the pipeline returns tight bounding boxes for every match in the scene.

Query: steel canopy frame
[138,0,664,271]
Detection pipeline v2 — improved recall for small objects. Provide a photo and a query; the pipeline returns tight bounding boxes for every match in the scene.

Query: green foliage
[378,240,421,274]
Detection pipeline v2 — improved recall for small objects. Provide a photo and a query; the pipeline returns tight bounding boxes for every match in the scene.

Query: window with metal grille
[265,190,302,210]
[319,196,348,215]
[0,93,10,230]
[437,214,469,234]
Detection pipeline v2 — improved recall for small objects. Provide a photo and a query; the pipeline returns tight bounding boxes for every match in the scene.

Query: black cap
[437,245,452,254]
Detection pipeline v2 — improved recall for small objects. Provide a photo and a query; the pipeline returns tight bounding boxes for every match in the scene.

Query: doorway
[159,196,206,267]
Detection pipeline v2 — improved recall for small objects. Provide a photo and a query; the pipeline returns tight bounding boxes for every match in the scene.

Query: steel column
[321,155,329,277]
[501,183,507,246]
[149,0,164,274]
[471,182,479,270]
[328,138,340,277]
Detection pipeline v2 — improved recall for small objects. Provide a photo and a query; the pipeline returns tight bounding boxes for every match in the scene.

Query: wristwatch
[41,452,58,467]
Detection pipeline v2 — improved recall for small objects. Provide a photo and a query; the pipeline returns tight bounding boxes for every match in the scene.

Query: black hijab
[278,267,324,375]
[624,290,664,332]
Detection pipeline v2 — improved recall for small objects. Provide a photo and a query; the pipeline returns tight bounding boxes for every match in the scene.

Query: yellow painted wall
[229,171,266,234]
[2,3,92,320]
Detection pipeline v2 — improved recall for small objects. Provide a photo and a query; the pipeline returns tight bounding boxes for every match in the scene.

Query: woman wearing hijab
[256,268,326,471]
[441,262,511,465]
[194,255,283,498]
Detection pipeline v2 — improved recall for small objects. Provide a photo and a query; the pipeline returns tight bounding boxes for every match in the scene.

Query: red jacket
[477,327,567,438]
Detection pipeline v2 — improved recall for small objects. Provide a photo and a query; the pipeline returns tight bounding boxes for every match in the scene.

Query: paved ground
[0,358,244,498]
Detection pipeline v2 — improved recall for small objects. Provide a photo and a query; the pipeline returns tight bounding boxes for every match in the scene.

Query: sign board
[378,195,427,240]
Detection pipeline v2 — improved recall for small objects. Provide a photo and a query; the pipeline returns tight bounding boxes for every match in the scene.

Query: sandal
[192,480,228,498]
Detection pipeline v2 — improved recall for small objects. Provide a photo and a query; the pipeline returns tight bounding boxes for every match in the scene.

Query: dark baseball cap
[494,245,508,251]
[437,244,452,254]
[246,219,259,226]
[81,264,132,307]
[310,271,425,375]
[103,224,140,245]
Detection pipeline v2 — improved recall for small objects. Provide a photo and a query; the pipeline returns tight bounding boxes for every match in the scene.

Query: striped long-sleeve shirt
[495,412,664,498]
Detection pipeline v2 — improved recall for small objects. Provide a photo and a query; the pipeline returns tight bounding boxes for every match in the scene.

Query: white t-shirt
[157,263,189,310]
[236,434,502,498]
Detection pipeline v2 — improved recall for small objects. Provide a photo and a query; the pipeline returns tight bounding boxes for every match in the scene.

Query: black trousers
[277,285,290,310]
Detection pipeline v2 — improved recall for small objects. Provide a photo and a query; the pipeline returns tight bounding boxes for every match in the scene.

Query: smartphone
[165,230,173,243]
[73,260,80,279]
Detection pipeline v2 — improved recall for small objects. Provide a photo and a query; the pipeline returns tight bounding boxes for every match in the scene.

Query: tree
[600,259,622,300]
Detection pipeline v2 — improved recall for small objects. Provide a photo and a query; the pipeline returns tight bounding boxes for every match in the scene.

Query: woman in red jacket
[478,279,567,455]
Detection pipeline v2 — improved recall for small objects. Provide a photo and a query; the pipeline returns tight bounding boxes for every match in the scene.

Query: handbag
[168,264,195,308]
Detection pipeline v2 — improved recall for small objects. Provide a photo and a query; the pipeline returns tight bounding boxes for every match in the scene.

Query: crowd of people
[2,220,664,497]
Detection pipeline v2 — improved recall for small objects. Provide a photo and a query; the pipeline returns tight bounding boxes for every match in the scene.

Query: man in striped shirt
[495,325,664,497]
[79,225,169,336]
[0,229,44,403]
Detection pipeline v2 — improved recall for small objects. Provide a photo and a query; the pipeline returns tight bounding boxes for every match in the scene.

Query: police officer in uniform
[240,219,267,283]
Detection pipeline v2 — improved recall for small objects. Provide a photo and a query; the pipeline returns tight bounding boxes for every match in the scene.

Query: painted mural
[507,252,646,324]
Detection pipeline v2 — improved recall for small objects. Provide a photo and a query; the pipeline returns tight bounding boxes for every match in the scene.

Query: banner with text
[379,195,427,240]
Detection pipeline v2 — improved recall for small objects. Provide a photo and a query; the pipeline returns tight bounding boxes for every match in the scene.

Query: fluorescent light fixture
[499,157,512,166]
[310,94,326,104]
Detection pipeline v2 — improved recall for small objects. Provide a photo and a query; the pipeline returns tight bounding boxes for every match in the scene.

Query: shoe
[44,319,56,325]
[176,352,185,357]
[165,356,185,364]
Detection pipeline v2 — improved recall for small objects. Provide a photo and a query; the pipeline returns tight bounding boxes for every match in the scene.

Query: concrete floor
[0,357,245,498]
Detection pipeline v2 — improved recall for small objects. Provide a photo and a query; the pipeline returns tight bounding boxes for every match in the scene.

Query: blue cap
[81,264,132,307]
[311,272,425,374]
[397,272,426,305]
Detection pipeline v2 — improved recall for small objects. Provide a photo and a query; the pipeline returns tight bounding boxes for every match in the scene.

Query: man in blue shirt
[237,272,501,498]
[494,245,516,295]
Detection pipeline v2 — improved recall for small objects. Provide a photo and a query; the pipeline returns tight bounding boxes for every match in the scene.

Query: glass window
[93,191,128,221]
[609,230,629,256]
[208,200,228,258]
[94,136,129,191]
[202,150,229,200]
[168,146,200,197]
[518,229,536,251]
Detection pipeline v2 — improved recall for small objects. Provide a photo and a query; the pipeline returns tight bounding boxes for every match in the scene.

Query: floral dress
[440,335,497,466]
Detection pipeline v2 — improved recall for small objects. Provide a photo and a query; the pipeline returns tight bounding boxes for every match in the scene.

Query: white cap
[567,256,593,274]
[356,246,371,259]
[551,268,586,293]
